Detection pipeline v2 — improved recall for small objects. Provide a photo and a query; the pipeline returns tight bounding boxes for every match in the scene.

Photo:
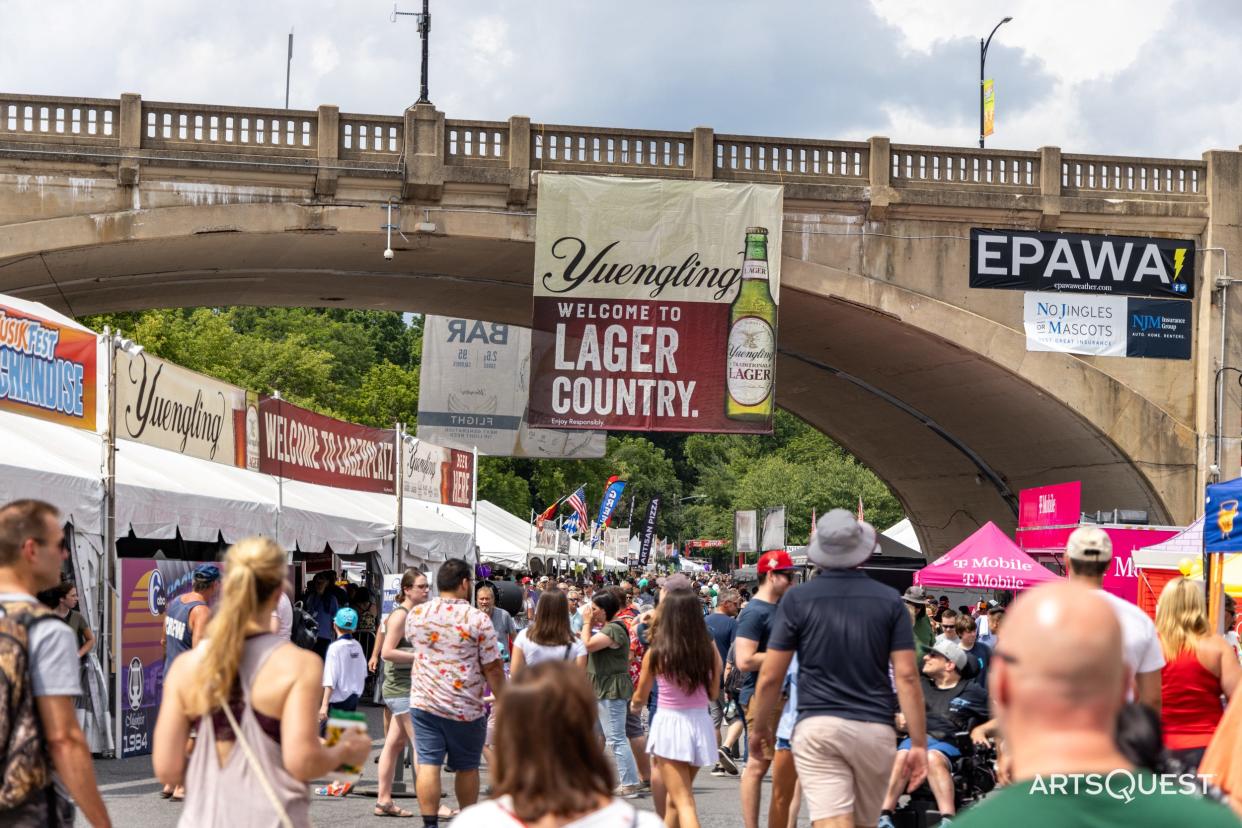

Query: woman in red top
[1156,577,1241,769]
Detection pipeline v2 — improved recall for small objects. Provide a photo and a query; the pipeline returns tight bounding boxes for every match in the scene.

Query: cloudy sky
[1,0,1236,159]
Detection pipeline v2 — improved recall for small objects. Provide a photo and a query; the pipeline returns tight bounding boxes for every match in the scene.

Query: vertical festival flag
[983,79,995,137]
[638,497,662,567]
[594,476,627,533]
[528,175,783,434]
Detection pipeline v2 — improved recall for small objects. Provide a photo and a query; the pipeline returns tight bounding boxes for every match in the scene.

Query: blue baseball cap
[333,607,359,631]
[193,564,221,584]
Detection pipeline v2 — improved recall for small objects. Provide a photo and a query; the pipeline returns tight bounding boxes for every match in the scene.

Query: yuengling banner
[528,175,783,433]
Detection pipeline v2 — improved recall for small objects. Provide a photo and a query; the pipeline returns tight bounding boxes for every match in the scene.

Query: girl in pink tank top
[630,589,723,828]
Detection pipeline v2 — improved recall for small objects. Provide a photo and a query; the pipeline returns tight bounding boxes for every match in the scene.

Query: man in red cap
[737,548,798,828]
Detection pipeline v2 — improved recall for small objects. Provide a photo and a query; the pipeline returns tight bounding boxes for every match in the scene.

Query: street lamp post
[979,16,1013,149]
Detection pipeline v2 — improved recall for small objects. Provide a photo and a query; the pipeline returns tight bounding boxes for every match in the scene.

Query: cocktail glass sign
[1204,478,1242,552]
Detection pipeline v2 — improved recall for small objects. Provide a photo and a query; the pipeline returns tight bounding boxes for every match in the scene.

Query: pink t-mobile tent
[915,522,1061,591]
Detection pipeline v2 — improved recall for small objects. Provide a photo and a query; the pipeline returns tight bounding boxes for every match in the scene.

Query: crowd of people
[2,496,1242,827]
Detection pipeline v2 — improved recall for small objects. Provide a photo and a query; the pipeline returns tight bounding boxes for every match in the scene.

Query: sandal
[374,802,415,818]
[438,805,460,819]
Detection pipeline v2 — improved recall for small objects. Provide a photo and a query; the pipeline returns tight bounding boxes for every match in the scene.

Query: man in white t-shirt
[1064,526,1164,711]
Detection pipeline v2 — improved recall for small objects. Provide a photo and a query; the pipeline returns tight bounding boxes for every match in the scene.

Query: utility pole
[285,29,294,109]
[392,0,432,105]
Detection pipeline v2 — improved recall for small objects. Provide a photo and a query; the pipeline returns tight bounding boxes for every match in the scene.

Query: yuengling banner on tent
[528,175,783,433]
[258,397,396,494]
[418,315,606,458]
[118,351,249,465]
[401,435,474,507]
[0,300,98,431]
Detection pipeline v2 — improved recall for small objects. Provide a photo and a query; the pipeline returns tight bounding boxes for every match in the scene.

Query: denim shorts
[898,736,960,759]
[411,708,487,770]
[776,736,792,752]
[384,693,411,717]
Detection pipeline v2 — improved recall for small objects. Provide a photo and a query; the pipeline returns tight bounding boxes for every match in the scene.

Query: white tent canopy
[881,518,924,557]
[0,411,472,564]
[0,411,105,535]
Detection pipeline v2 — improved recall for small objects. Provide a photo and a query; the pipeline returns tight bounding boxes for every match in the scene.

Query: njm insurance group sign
[970,228,1194,360]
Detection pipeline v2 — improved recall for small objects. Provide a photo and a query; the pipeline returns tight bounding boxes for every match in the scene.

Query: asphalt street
[85,703,809,827]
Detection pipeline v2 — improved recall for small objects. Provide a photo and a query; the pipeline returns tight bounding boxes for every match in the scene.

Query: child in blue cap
[317,607,368,796]
[319,606,366,722]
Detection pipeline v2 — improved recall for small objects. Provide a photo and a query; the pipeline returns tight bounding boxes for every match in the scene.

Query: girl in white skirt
[630,588,722,828]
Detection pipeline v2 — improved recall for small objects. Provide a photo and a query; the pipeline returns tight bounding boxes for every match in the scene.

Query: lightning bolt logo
[1173,248,1187,282]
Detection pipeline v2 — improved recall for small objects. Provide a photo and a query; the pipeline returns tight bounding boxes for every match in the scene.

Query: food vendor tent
[914,522,1060,591]
[1132,518,1242,616]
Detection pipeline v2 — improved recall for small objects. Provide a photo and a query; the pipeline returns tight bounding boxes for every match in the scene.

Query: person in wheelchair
[878,639,988,827]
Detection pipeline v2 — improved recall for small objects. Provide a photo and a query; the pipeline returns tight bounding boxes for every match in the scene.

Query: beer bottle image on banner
[726,227,777,422]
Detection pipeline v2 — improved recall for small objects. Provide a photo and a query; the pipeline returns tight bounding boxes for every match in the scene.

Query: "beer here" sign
[527,175,783,434]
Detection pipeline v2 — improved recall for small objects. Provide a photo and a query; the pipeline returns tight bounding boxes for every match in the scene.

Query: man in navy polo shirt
[749,509,928,828]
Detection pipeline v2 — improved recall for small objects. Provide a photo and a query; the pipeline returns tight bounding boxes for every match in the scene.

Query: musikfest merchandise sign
[117,350,259,466]
[0,298,99,431]
[417,314,606,458]
[528,175,783,433]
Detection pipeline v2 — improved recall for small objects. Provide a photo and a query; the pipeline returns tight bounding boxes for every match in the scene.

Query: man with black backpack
[0,499,110,827]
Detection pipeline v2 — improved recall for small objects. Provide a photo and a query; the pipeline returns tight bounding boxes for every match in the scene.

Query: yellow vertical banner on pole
[983,79,995,137]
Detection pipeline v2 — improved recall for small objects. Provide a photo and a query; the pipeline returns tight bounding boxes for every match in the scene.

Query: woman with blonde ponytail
[154,538,371,826]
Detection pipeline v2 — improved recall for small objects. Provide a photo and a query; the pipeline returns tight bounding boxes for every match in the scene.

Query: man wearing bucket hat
[1065,526,1164,711]
[749,509,928,828]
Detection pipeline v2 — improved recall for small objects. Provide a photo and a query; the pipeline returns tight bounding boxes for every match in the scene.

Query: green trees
[82,307,903,553]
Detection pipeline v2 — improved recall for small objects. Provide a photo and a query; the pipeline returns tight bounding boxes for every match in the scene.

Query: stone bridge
[2,92,1238,555]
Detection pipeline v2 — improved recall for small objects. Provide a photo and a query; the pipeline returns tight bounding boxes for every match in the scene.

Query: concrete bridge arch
[0,92,1229,554]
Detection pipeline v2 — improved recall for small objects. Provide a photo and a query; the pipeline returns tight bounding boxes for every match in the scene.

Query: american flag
[563,486,588,534]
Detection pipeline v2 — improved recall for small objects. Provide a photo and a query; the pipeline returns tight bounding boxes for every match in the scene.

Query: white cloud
[869,0,1177,85]
[0,0,1233,158]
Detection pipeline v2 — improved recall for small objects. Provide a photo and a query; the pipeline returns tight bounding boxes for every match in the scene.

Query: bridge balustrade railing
[0,94,119,147]
[0,93,1214,207]
[444,119,508,166]
[339,114,403,163]
[889,144,1040,193]
[1061,153,1204,199]
[530,124,693,176]
[142,101,318,158]
[714,135,868,184]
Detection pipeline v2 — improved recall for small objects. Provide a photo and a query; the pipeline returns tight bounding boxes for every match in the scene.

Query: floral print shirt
[406,596,500,721]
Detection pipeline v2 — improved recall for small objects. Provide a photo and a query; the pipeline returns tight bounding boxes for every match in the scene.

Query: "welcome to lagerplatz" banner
[527,175,783,434]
